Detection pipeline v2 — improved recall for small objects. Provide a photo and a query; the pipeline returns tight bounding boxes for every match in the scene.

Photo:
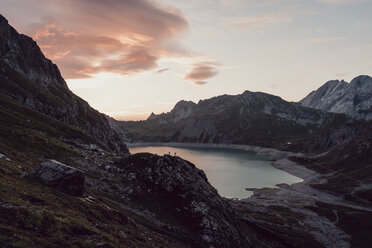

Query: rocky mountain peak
[0,14,67,89]
[147,112,157,120]
[170,100,196,121]
[173,100,196,110]
[242,90,282,102]
[299,75,372,120]
[349,75,372,89]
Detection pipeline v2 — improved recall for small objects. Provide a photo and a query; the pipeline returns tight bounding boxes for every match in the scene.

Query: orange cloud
[184,62,218,85]
[26,0,188,79]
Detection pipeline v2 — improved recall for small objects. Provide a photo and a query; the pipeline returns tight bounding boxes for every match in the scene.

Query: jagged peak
[173,100,196,109]
[0,14,68,89]
[299,75,372,120]
[322,79,347,88]
[147,112,157,120]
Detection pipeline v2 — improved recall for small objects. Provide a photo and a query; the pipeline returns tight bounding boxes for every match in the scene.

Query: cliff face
[124,91,347,148]
[0,15,128,153]
[299,76,372,120]
[0,15,66,89]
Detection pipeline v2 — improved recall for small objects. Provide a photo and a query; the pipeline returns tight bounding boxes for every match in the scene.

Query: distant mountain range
[123,91,347,148]
[123,74,372,147]
[299,75,372,120]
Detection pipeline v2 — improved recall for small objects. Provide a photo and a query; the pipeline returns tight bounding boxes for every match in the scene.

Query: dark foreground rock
[114,153,250,248]
[29,160,85,196]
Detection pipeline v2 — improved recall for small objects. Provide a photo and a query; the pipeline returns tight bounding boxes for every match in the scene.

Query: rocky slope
[299,76,372,120]
[299,120,372,204]
[0,14,253,247]
[0,91,252,247]
[0,14,128,153]
[123,91,347,148]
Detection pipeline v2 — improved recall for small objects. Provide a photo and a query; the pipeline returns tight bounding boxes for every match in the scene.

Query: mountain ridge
[123,90,348,149]
[299,75,372,120]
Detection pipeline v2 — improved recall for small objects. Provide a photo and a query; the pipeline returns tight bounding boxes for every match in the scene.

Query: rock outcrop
[0,14,128,154]
[146,100,196,122]
[299,76,372,120]
[29,160,85,196]
[115,153,250,248]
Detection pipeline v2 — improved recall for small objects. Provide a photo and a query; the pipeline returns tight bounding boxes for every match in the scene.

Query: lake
[129,146,302,199]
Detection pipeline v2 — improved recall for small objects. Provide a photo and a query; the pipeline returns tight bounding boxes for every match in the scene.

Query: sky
[1,0,372,120]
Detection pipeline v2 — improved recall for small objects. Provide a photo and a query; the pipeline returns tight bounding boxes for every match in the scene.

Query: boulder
[29,160,85,196]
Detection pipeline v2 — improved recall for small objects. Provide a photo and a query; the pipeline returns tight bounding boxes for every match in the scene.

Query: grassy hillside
[0,94,191,247]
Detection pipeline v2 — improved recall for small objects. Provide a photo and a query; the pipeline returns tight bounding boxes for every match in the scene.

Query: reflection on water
[129,146,302,199]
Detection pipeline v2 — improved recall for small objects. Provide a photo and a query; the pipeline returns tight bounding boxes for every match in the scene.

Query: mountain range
[123,90,347,149]
[123,74,372,149]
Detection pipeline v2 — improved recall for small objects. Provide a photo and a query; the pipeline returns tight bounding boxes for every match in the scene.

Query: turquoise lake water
[129,146,302,199]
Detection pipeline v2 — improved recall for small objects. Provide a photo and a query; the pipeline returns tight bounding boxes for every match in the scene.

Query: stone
[29,160,85,196]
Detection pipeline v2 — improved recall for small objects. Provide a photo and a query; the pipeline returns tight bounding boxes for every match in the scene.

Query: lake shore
[127,142,315,180]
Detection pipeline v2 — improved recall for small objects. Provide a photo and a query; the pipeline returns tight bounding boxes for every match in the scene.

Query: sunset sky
[1,0,372,120]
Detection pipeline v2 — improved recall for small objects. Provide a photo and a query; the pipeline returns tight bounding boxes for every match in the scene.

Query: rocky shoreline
[127,142,312,184]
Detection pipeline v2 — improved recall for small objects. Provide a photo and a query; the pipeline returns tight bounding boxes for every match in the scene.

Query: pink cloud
[155,68,170,74]
[194,81,208,85]
[25,0,188,79]
[184,62,218,85]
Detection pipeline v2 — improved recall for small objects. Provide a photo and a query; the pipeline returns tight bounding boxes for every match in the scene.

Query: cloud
[194,81,208,85]
[225,14,292,30]
[155,68,170,74]
[18,0,189,79]
[184,62,218,85]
